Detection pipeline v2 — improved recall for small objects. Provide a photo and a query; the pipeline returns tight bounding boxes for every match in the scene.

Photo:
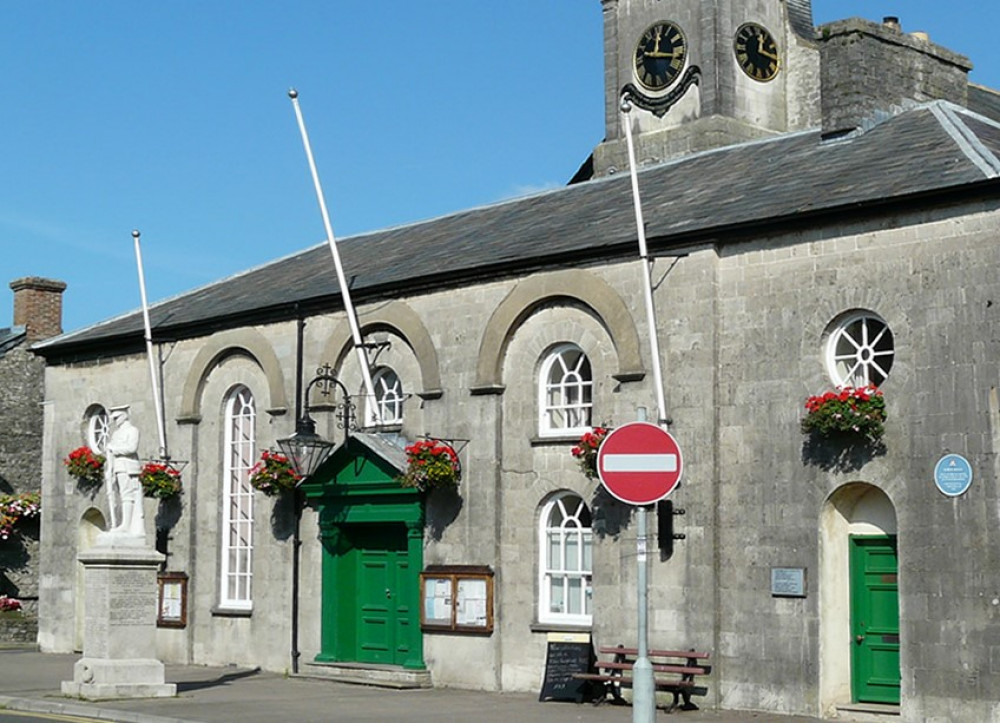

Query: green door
[850,535,900,704]
[351,524,412,666]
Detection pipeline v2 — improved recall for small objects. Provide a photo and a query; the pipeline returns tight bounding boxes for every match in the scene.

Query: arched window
[538,493,593,625]
[539,344,593,436]
[825,311,895,388]
[86,406,110,454]
[221,386,255,610]
[367,367,404,426]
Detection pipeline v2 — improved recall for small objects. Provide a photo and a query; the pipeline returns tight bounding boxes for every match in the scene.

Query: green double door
[850,535,901,705]
[349,524,413,666]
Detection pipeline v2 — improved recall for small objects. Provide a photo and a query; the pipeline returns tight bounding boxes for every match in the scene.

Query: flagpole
[132,229,168,459]
[287,88,380,422]
[620,96,664,723]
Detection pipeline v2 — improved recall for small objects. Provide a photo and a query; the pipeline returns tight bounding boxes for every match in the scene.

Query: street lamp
[279,360,357,677]
[276,363,354,480]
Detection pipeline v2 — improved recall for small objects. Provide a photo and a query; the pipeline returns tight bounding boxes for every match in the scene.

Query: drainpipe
[291,313,305,674]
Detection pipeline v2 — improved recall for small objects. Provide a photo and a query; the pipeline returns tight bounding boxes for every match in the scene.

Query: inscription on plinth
[64,543,175,699]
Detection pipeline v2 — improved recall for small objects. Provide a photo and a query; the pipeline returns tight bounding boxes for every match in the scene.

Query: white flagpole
[619,97,665,723]
[287,88,380,423]
[132,229,168,459]
[621,98,668,425]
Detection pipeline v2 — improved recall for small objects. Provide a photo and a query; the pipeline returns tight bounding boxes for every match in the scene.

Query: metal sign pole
[620,96,661,723]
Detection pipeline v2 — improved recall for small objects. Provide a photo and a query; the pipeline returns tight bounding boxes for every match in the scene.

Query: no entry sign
[597,422,683,505]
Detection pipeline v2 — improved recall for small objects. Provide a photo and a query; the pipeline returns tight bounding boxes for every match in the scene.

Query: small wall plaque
[770,567,806,598]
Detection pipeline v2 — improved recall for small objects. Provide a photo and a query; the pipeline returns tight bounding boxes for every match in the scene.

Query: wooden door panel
[850,536,900,705]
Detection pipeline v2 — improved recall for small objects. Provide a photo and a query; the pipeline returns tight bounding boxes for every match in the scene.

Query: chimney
[818,17,972,138]
[10,277,67,342]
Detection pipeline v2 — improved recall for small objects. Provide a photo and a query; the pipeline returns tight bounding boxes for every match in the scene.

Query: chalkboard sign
[538,636,593,702]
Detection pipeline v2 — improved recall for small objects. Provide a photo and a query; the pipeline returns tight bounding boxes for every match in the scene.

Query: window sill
[530,435,581,447]
[530,621,592,634]
[211,606,252,618]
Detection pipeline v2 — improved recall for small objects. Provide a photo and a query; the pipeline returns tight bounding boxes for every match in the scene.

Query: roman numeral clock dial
[734,23,780,82]
[633,21,687,92]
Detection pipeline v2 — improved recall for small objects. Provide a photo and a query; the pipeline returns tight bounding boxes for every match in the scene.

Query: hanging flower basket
[0,492,40,541]
[398,439,461,492]
[248,450,301,497]
[802,386,886,442]
[63,446,105,487]
[140,462,183,500]
[571,427,609,480]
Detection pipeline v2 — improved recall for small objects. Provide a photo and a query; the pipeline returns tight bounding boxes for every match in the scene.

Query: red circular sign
[597,422,683,505]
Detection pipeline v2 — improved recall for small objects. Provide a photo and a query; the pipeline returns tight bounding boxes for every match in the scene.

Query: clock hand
[756,34,778,61]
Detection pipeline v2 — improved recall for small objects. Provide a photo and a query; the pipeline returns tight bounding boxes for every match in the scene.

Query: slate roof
[35,100,1000,361]
[0,326,26,359]
[787,0,816,39]
[969,84,1000,125]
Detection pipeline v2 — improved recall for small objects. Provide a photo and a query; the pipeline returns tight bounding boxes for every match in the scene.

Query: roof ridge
[929,101,1000,179]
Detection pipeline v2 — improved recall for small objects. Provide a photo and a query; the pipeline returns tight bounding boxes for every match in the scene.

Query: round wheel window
[824,312,894,388]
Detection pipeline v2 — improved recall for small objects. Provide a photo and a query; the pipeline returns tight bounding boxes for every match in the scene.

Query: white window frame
[538,493,593,626]
[538,344,593,437]
[825,311,895,388]
[366,366,404,426]
[87,407,110,454]
[220,386,255,611]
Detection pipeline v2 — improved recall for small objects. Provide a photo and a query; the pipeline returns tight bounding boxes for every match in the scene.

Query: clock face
[734,23,780,82]
[633,21,687,92]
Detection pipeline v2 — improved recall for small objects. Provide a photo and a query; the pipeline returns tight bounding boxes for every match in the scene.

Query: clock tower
[592,0,820,177]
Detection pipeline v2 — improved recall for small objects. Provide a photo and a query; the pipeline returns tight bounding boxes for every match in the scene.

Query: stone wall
[0,345,44,633]
[819,17,972,136]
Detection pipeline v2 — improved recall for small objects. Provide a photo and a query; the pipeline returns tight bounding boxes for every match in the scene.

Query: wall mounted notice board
[420,565,494,634]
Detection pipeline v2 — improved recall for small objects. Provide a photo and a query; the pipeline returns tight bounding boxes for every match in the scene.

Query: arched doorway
[820,483,900,713]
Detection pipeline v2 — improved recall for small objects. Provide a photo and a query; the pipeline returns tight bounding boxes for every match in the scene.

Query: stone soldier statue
[104,405,145,538]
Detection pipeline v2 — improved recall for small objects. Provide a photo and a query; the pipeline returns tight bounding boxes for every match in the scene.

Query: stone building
[31,2,1000,720]
[0,277,66,634]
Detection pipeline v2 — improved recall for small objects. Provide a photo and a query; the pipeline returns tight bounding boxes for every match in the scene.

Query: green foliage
[802,386,886,442]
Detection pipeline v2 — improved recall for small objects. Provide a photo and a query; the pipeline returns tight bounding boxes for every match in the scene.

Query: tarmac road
[0,647,823,723]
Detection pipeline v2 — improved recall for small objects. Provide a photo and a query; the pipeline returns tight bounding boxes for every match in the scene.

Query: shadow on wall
[802,435,887,473]
[425,486,462,542]
[591,486,634,541]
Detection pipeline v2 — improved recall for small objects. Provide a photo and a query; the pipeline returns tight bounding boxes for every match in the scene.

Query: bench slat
[598,646,710,660]
[572,673,697,688]
[596,661,708,675]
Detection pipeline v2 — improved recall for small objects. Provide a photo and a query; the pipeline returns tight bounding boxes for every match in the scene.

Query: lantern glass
[276,425,334,480]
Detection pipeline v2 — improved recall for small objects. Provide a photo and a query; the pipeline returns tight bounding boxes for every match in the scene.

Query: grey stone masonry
[0,277,64,626]
[819,17,972,137]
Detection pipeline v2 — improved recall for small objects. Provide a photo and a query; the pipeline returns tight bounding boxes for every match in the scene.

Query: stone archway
[471,269,645,394]
[819,483,898,715]
[74,508,106,651]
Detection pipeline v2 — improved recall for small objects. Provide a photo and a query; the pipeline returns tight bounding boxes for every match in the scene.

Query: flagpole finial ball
[132,229,140,240]
[620,97,633,114]
[288,88,298,99]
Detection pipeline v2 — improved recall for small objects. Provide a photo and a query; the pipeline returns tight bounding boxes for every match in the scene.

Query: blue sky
[4,2,998,334]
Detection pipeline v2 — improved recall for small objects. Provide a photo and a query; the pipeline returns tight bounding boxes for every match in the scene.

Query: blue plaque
[934,454,973,497]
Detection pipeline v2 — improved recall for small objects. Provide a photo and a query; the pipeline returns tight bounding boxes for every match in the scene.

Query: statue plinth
[61,541,176,699]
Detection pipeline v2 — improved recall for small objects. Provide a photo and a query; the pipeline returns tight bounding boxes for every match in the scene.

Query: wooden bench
[573,645,711,712]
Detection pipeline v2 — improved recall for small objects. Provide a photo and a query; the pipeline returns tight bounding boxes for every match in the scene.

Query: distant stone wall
[0,344,44,610]
[0,613,39,645]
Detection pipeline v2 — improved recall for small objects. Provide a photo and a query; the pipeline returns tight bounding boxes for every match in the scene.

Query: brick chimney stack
[10,277,67,342]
